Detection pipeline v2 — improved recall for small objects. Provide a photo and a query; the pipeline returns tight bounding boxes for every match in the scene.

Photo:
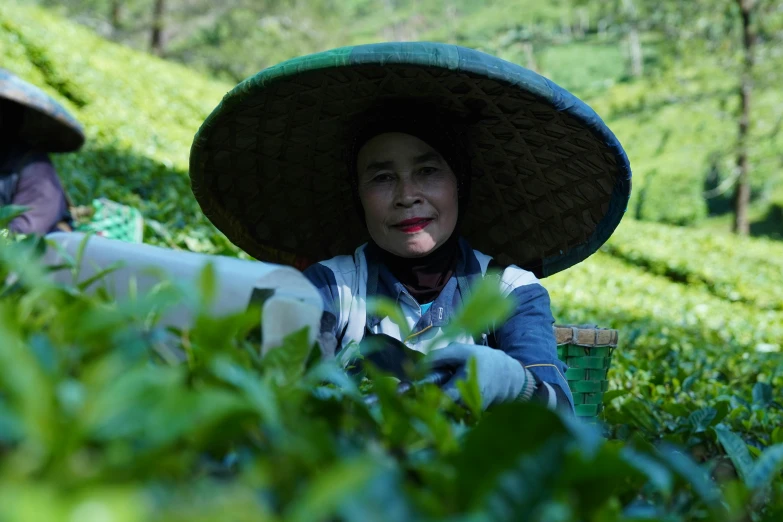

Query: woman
[0,68,84,235]
[189,42,632,412]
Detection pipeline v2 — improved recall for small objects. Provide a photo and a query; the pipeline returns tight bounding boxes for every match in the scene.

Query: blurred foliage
[0,220,781,521]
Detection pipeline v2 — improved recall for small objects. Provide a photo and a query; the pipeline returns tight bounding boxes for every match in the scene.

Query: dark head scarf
[0,99,26,173]
[348,102,472,303]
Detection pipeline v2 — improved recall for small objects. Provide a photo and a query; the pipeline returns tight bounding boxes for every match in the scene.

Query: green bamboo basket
[554,325,618,419]
[72,198,144,243]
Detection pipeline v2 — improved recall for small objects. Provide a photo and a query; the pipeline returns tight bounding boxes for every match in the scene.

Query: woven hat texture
[190,42,632,276]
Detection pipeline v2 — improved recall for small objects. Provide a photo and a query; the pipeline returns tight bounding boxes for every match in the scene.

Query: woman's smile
[393,217,434,234]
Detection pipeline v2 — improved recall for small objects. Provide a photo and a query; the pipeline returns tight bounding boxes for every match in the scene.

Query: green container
[554,325,618,419]
[73,198,144,243]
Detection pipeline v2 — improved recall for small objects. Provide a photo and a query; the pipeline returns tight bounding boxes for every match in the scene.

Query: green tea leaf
[76,260,124,292]
[714,426,755,483]
[441,275,513,344]
[453,402,569,509]
[620,446,673,497]
[261,328,314,386]
[681,373,699,392]
[286,458,380,522]
[367,296,411,339]
[602,390,629,405]
[210,357,282,433]
[482,440,564,520]
[688,407,717,433]
[752,382,773,408]
[455,356,482,418]
[0,401,24,443]
[198,261,217,306]
[746,444,783,491]
[655,444,724,514]
[0,205,29,228]
[711,401,731,426]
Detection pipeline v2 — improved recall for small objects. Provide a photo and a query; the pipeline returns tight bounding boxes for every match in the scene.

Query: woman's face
[356,132,459,258]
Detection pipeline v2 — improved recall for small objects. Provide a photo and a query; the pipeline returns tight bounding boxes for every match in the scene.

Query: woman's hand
[423,343,535,410]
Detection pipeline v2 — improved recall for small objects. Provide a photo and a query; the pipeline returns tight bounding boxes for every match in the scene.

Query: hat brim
[190,42,631,277]
[0,69,85,153]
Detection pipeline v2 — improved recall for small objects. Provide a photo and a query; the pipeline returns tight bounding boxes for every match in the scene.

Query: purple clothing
[7,154,71,235]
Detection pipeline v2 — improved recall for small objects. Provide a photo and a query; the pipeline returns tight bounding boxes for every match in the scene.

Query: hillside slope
[2,4,781,315]
[9,0,783,234]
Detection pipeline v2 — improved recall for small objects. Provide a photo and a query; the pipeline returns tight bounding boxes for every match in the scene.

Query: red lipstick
[394,217,433,233]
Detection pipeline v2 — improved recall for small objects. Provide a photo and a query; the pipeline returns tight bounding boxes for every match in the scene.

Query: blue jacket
[304,237,574,411]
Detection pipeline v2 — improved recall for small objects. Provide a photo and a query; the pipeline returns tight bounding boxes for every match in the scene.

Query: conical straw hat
[190,42,631,277]
[0,68,85,153]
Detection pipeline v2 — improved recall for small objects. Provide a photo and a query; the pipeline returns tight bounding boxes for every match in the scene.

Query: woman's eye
[371,173,393,183]
[419,166,438,175]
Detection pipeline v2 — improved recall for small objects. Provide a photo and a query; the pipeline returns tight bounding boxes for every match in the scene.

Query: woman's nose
[394,178,422,207]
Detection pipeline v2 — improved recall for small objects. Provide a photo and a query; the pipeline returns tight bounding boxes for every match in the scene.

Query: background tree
[733,0,757,235]
[150,0,166,55]
[606,0,777,235]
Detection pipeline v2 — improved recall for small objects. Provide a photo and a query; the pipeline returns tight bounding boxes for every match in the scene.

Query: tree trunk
[627,26,643,77]
[622,0,643,77]
[110,0,122,36]
[522,42,538,72]
[446,0,458,38]
[733,0,756,235]
[561,14,572,39]
[576,8,589,39]
[150,0,166,56]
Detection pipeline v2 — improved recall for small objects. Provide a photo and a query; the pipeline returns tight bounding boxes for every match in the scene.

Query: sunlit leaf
[455,357,482,418]
[367,296,411,339]
[440,275,513,345]
[198,262,217,307]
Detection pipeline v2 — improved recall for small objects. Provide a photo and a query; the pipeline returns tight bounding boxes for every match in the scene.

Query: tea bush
[602,220,783,311]
[0,228,781,522]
